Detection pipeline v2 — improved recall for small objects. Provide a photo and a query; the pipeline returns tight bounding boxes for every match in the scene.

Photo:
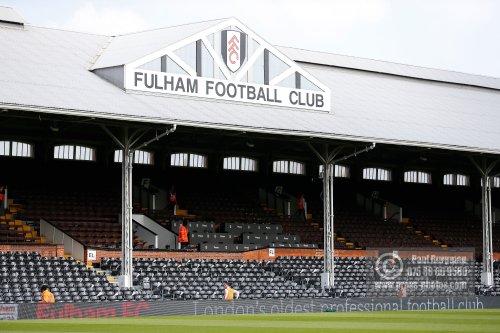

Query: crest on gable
[122,18,331,112]
[221,30,247,72]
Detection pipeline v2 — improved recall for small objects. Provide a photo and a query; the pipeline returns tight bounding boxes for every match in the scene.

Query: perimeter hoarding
[5,296,499,320]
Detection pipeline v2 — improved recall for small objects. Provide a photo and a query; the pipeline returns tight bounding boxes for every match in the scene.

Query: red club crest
[221,30,247,72]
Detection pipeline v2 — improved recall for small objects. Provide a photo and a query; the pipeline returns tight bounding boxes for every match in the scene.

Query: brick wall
[0,244,64,257]
[85,247,369,265]
[4,244,496,263]
[243,248,367,261]
[85,248,244,266]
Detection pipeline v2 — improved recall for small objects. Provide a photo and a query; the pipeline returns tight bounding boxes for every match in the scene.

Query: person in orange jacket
[178,220,189,250]
[40,285,55,303]
[223,282,240,300]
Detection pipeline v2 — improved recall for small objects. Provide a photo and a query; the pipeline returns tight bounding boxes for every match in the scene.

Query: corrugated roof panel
[91,18,229,70]
[277,46,500,91]
[0,24,500,154]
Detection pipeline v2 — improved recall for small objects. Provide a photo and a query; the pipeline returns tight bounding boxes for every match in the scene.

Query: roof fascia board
[2,102,499,155]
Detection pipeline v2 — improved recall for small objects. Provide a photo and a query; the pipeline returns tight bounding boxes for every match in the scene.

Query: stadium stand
[9,179,496,254]
[147,185,320,251]
[2,251,499,303]
[16,190,152,249]
[0,6,499,315]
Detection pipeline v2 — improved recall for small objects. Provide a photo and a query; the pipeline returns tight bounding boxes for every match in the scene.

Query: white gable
[117,18,330,112]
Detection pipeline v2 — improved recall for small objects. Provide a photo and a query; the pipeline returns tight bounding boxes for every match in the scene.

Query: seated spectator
[223,282,240,300]
[40,285,55,303]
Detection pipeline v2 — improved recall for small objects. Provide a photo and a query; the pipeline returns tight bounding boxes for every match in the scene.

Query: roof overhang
[3,101,500,155]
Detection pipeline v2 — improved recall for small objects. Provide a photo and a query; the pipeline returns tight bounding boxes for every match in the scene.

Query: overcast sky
[3,0,500,78]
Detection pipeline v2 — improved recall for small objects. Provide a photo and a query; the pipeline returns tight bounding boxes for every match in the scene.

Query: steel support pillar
[120,138,134,288]
[481,175,494,286]
[321,162,335,288]
[308,142,375,289]
[101,124,176,288]
[470,156,498,287]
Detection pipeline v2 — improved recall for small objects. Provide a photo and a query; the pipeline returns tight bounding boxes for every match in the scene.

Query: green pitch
[1,309,499,333]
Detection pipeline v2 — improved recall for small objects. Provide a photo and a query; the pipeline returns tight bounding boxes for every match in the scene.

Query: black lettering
[306,92,315,107]
[134,72,143,87]
[227,83,237,98]
[247,86,256,100]
[266,88,274,102]
[316,94,324,108]
[274,89,282,103]
[154,74,162,90]
[164,76,174,90]
[298,91,305,106]
[175,78,185,92]
[187,78,198,93]
[289,91,298,105]
[237,84,246,98]
[257,87,266,101]
[215,82,225,97]
[206,80,215,94]
[144,73,154,89]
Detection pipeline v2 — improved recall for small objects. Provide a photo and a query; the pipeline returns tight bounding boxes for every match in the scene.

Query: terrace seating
[335,210,437,248]
[101,257,322,300]
[0,251,109,303]
[381,186,497,254]
[0,198,45,244]
[408,215,484,251]
[20,190,121,223]
[305,202,437,249]
[167,217,312,251]
[181,189,310,243]
[1,250,499,303]
[14,190,150,249]
[101,256,500,300]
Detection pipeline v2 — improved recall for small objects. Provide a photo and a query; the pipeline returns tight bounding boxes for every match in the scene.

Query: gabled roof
[90,17,331,111]
[0,16,500,154]
[91,18,229,70]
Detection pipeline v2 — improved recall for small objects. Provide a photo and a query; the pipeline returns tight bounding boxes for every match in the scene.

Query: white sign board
[268,248,275,257]
[87,250,97,261]
[125,70,331,112]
